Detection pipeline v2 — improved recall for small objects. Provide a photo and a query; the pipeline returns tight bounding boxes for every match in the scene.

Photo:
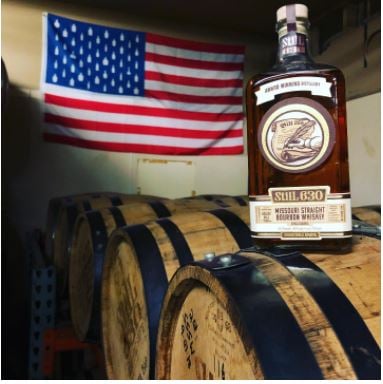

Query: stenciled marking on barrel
[204,300,233,379]
[111,244,149,378]
[170,285,258,379]
[179,308,198,370]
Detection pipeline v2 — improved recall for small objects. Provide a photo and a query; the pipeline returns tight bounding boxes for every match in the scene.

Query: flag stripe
[144,80,243,97]
[145,89,242,105]
[43,84,243,113]
[44,123,244,148]
[45,104,242,131]
[145,52,243,71]
[146,32,245,55]
[45,94,243,124]
[45,113,243,139]
[146,42,244,63]
[145,61,243,80]
[145,70,243,88]
[44,133,244,155]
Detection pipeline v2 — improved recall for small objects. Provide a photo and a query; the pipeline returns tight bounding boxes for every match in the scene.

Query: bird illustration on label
[270,118,323,163]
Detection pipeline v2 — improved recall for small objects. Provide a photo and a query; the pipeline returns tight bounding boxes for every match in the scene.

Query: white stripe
[146,42,244,63]
[145,61,243,80]
[42,83,243,113]
[44,124,244,148]
[145,80,243,97]
[45,104,243,131]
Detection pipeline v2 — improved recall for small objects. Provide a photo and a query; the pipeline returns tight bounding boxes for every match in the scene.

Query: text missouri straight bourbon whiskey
[246,4,352,252]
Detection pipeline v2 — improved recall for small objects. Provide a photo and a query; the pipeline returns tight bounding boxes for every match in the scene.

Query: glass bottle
[246,4,352,252]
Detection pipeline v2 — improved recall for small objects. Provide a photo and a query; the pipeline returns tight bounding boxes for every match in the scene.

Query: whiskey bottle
[246,3,352,252]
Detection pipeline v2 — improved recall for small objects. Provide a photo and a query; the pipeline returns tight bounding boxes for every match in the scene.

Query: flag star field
[46,14,145,96]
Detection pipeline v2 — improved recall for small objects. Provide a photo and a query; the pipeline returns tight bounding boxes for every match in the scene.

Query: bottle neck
[276,19,312,63]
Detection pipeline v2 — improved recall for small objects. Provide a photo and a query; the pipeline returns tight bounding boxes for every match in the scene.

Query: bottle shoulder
[272,60,340,73]
[247,62,344,89]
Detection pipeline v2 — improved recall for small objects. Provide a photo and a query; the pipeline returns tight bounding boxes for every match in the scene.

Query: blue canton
[46,14,145,96]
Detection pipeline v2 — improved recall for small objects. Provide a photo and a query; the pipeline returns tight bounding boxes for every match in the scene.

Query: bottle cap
[276,4,308,22]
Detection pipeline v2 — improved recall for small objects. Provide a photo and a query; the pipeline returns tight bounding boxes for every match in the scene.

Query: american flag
[41,13,245,155]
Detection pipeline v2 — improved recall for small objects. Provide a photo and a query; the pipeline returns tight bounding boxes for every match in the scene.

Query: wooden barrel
[45,192,119,263]
[69,198,249,341]
[49,192,164,296]
[155,235,380,380]
[98,206,252,379]
[352,205,380,226]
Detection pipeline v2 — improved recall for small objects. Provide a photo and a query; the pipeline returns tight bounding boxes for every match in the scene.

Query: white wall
[347,93,381,206]
[313,16,380,100]
[312,15,381,206]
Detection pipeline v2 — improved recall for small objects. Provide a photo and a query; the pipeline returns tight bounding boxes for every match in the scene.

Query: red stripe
[44,113,243,139]
[146,33,245,55]
[145,52,243,71]
[145,70,243,88]
[145,90,242,105]
[45,93,242,121]
[43,133,244,155]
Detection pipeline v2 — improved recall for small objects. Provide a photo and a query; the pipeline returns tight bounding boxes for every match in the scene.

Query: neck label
[281,33,306,55]
[255,76,332,105]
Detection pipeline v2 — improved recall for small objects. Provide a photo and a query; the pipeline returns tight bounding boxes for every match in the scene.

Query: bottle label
[255,76,332,105]
[249,186,352,240]
[280,33,306,56]
[258,97,336,173]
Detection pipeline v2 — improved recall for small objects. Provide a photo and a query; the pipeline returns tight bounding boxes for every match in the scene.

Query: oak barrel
[352,205,381,226]
[155,235,380,380]
[100,206,251,379]
[49,192,164,295]
[69,197,248,342]
[45,192,120,263]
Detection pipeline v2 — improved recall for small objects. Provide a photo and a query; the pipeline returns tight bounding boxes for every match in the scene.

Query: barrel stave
[352,206,380,226]
[304,235,380,343]
[243,251,356,379]
[102,239,150,379]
